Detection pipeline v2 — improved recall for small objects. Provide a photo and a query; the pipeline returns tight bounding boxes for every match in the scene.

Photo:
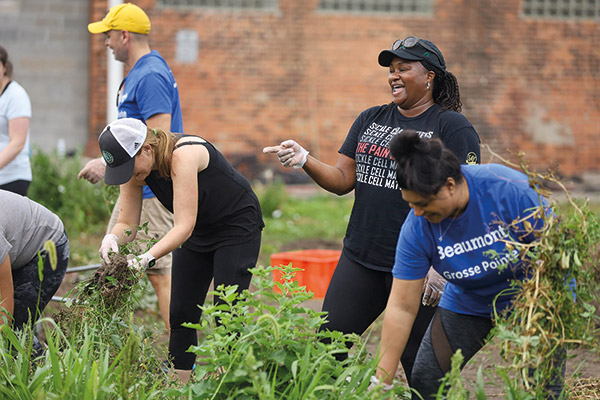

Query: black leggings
[168,235,261,370]
[320,250,437,383]
[411,308,565,400]
[0,180,30,197]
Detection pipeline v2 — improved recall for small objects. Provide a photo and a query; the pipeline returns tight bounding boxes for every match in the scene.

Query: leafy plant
[488,152,600,397]
[168,264,411,399]
[28,148,112,235]
[256,179,289,218]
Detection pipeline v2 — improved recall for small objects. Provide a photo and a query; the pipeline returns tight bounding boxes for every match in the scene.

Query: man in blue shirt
[79,3,183,331]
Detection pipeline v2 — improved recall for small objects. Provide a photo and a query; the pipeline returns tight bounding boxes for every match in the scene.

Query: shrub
[28,148,113,235]
[168,264,411,400]
[491,159,600,397]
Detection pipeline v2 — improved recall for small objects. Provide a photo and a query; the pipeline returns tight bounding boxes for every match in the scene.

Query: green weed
[488,152,600,397]
[170,264,411,400]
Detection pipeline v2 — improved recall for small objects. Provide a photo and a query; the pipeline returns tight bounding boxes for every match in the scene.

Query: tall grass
[0,321,165,399]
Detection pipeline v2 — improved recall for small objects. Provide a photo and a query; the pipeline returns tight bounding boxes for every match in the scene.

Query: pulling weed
[488,151,600,397]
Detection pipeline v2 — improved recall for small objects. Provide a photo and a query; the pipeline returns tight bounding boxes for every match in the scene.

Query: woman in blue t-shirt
[373,130,565,399]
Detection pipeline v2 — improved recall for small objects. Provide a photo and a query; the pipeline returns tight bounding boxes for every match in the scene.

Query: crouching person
[0,189,69,332]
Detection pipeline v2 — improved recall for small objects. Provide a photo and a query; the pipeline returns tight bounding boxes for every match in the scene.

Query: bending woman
[374,130,565,399]
[97,118,264,383]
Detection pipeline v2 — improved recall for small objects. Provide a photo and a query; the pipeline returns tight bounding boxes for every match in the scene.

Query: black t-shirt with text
[339,103,480,271]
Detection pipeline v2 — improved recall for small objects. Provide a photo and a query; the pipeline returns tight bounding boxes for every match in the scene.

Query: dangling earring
[426,82,431,91]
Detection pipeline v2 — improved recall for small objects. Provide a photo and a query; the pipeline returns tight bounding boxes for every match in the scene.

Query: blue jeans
[12,231,69,329]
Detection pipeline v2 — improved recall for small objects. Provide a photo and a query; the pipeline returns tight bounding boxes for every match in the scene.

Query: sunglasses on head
[392,36,445,67]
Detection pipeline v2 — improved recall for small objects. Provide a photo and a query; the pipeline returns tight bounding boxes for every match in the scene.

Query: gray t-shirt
[0,190,64,270]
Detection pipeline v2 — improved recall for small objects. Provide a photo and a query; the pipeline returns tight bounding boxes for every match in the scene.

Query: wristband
[146,253,156,269]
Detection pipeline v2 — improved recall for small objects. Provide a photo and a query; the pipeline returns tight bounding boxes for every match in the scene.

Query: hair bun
[390,130,423,160]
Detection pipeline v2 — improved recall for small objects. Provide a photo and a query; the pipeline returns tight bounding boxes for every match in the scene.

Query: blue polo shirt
[117,50,183,199]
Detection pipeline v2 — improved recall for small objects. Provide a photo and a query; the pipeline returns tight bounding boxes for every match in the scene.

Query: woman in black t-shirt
[263,36,480,383]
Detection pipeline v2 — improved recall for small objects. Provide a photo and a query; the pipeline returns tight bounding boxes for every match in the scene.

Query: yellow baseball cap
[88,3,151,35]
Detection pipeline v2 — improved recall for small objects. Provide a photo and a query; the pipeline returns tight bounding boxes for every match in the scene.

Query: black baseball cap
[98,118,147,185]
[378,36,446,72]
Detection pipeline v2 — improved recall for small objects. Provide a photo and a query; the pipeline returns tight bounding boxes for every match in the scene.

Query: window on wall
[318,0,432,14]
[522,0,600,18]
[158,0,278,10]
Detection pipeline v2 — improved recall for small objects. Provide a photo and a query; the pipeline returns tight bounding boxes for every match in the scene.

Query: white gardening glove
[99,233,119,264]
[263,140,309,169]
[422,267,446,306]
[127,252,154,272]
[367,375,394,393]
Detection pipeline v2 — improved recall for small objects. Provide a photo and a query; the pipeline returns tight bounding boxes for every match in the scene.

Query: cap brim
[378,49,423,67]
[104,157,136,185]
[88,21,110,34]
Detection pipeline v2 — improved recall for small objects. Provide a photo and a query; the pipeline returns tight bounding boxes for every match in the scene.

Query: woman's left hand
[127,252,154,271]
[422,267,446,306]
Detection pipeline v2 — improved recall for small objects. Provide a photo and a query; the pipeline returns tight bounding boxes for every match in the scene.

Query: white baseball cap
[98,118,147,185]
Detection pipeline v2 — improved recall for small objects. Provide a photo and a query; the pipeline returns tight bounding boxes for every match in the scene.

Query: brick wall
[87,0,600,180]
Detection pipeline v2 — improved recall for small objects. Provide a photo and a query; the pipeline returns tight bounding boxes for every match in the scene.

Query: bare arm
[0,117,28,170]
[376,277,424,384]
[263,140,356,195]
[0,255,14,325]
[77,157,106,183]
[109,181,143,244]
[145,113,171,132]
[303,153,356,195]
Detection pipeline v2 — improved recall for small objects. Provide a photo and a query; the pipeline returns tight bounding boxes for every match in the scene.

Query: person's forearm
[303,156,354,195]
[0,256,14,325]
[147,225,193,260]
[376,306,418,384]
[110,222,139,244]
[0,142,25,170]
[0,298,13,325]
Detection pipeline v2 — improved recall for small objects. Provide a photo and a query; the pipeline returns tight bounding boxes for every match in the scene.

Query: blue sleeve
[392,213,432,280]
[135,72,174,121]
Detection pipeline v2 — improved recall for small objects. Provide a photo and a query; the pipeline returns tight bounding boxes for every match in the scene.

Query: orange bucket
[270,249,341,298]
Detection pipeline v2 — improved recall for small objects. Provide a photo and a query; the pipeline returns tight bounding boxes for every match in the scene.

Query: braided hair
[421,61,462,113]
[390,130,463,196]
